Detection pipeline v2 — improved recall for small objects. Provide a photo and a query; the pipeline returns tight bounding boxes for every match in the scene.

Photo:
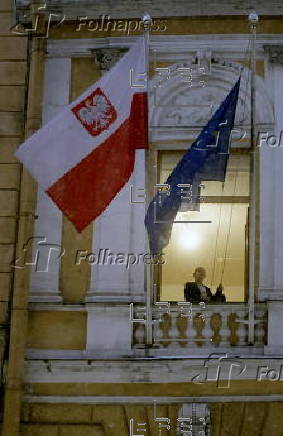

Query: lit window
[157,151,250,302]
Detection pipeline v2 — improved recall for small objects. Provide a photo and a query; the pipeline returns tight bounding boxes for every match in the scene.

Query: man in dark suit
[184,266,213,303]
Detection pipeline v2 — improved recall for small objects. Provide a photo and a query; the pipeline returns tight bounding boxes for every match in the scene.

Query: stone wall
[0,0,27,402]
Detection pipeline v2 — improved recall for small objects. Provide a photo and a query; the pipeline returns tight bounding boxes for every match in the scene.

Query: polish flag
[15,38,148,232]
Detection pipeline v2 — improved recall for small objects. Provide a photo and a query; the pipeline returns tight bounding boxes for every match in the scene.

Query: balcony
[25,300,283,360]
[132,302,267,356]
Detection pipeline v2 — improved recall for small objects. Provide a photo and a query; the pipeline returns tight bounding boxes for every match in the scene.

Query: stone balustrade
[132,303,267,354]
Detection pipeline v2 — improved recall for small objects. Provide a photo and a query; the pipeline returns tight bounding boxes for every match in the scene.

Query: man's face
[194,268,206,283]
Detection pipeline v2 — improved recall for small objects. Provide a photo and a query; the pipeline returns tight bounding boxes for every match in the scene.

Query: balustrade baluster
[176,313,188,348]
[210,313,222,346]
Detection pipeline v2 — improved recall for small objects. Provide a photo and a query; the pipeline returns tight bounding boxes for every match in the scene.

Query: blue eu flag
[145,78,241,254]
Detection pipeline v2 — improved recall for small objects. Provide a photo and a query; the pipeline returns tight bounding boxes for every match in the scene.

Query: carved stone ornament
[264,45,283,64]
[92,48,127,71]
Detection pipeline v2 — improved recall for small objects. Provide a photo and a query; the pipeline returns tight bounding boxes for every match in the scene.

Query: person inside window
[184,267,227,303]
[184,267,213,303]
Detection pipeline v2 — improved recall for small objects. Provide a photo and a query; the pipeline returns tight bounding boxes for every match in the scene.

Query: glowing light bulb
[176,224,200,250]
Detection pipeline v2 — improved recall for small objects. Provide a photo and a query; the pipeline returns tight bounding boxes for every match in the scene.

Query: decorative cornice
[45,34,283,59]
[25,345,265,361]
[23,356,283,384]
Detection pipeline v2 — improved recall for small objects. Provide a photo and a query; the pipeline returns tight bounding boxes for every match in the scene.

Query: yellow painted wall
[19,402,283,436]
[27,311,87,349]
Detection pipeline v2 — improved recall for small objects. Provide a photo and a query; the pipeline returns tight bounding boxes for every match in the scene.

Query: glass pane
[158,151,250,302]
[160,152,249,198]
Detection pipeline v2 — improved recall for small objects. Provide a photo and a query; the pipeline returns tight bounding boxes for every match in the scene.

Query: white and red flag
[15,37,148,232]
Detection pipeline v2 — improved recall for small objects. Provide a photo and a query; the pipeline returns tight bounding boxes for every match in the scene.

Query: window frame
[148,142,253,304]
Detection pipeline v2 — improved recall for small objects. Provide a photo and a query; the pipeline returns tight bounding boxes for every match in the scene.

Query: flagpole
[248,11,259,345]
[142,13,153,348]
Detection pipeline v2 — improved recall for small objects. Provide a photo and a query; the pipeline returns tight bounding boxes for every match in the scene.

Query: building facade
[2,1,283,435]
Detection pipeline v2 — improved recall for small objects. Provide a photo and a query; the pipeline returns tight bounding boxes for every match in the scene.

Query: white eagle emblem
[72,88,117,136]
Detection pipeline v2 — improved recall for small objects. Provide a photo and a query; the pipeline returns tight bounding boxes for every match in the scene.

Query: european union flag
[145,77,241,254]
